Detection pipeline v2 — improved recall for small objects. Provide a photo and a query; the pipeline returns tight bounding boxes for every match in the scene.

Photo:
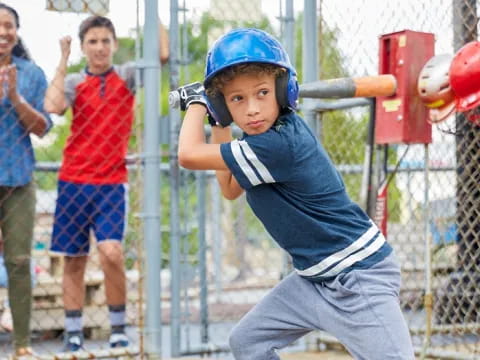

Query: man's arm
[159,23,169,65]
[44,36,71,114]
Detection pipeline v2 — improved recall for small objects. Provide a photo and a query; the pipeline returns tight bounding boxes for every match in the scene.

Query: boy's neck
[86,64,113,75]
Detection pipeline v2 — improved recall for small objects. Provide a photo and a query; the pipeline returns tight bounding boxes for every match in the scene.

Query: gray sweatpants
[228,253,414,360]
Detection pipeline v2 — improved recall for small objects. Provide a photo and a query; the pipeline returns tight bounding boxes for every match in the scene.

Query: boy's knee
[98,242,124,267]
[64,256,87,274]
[228,328,243,356]
[229,327,275,360]
[101,253,123,269]
[228,324,250,357]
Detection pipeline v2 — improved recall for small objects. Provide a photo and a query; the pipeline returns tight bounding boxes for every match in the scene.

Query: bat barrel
[299,75,397,99]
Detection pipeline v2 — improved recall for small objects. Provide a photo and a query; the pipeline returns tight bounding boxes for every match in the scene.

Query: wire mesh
[169,0,480,359]
[0,0,479,358]
[0,1,145,358]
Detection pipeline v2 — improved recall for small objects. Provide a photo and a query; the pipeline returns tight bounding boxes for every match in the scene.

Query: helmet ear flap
[275,71,299,112]
[275,71,289,109]
[206,93,234,127]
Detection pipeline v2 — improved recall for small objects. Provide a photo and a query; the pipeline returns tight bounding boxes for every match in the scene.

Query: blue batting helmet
[204,28,299,127]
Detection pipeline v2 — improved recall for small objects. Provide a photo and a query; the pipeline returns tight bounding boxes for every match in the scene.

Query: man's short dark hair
[78,15,116,43]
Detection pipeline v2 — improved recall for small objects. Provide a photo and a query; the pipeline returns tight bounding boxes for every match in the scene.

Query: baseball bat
[169,90,182,109]
[169,74,397,109]
[299,74,397,99]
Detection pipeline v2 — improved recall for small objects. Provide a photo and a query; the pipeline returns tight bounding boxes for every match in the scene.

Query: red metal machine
[375,30,435,144]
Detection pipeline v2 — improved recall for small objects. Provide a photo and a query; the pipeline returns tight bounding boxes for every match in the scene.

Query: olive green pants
[0,183,34,349]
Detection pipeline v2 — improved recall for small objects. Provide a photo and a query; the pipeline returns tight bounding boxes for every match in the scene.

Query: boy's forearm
[210,127,243,199]
[44,58,68,114]
[178,104,208,168]
[215,169,243,200]
[179,104,208,147]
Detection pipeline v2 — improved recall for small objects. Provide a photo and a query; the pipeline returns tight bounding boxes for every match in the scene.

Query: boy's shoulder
[240,112,310,156]
[113,61,136,74]
[276,112,308,125]
[270,112,298,130]
[270,112,312,139]
[65,71,86,85]
[113,62,137,86]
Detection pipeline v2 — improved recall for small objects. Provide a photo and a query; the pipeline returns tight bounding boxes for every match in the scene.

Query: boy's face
[81,26,117,74]
[222,72,280,135]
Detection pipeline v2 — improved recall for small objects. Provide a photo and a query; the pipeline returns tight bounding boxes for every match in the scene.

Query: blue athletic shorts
[50,180,128,256]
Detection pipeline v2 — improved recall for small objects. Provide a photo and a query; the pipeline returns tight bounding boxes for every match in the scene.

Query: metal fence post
[168,0,182,357]
[142,0,162,357]
[196,172,209,344]
[302,0,319,134]
[283,0,295,65]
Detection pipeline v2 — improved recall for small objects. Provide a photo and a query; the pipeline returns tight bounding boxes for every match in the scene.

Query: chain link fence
[168,1,480,359]
[314,1,478,359]
[0,0,478,359]
[0,0,144,358]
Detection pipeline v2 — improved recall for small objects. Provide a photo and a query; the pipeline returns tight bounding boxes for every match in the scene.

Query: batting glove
[177,82,207,111]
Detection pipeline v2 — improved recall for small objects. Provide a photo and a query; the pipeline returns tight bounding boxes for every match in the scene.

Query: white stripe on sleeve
[238,140,275,183]
[231,140,261,186]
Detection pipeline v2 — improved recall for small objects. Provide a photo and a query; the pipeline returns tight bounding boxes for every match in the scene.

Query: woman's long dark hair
[0,3,31,60]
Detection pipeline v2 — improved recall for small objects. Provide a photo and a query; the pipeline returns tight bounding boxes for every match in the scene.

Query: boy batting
[176,28,414,360]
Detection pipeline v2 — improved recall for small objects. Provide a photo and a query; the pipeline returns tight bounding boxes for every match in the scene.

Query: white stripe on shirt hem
[315,233,386,278]
[231,140,261,186]
[238,140,275,183]
[295,223,380,277]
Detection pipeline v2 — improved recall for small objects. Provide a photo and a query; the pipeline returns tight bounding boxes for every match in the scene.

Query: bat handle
[169,90,181,109]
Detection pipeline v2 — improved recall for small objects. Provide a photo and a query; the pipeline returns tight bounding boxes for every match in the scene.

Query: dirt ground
[281,351,353,359]
[177,353,353,360]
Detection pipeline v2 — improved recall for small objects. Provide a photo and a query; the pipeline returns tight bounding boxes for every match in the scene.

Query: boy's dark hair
[206,63,285,97]
[78,15,116,43]
[0,3,30,60]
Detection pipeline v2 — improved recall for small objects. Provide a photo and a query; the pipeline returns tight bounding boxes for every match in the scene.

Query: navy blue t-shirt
[220,112,392,281]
